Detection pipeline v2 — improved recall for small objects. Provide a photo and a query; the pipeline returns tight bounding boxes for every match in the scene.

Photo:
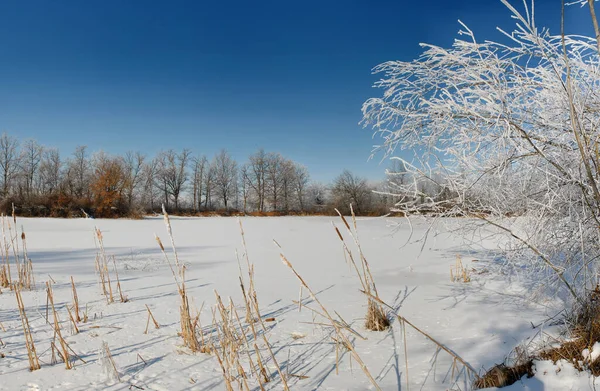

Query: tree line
[0,133,413,218]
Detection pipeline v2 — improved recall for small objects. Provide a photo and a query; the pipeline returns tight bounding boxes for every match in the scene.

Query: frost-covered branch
[363,0,600,304]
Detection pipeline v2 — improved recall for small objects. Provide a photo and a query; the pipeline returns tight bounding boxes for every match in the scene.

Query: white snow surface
[0,216,591,390]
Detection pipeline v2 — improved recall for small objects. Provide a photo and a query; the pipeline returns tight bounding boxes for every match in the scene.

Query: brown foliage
[90,158,129,218]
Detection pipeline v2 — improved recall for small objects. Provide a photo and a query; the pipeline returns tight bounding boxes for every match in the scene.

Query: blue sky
[0,1,593,182]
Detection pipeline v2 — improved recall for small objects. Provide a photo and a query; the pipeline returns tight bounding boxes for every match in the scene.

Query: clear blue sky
[0,1,593,182]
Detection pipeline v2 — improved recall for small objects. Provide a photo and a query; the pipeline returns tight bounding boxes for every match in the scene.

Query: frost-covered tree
[362,0,600,304]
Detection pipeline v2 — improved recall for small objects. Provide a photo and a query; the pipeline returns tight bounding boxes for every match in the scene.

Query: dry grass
[473,362,534,389]
[450,255,471,283]
[4,209,486,389]
[15,283,40,371]
[536,286,600,375]
[93,230,128,303]
[277,243,381,390]
[363,290,479,389]
[144,304,160,334]
[70,276,81,323]
[156,205,204,353]
[0,213,35,290]
[333,206,389,331]
[46,281,72,369]
[203,220,291,390]
[111,256,127,303]
[94,228,114,303]
[20,229,34,290]
[100,341,121,382]
[474,287,600,388]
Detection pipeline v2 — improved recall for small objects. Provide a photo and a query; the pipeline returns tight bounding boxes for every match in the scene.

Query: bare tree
[203,162,216,210]
[306,182,328,212]
[266,152,285,211]
[244,149,268,212]
[212,149,237,210]
[19,139,43,198]
[331,170,372,214]
[39,148,62,195]
[240,164,250,213]
[141,159,158,212]
[65,145,92,200]
[280,159,296,212]
[293,163,310,211]
[192,155,208,212]
[0,133,20,198]
[155,149,191,211]
[122,151,145,209]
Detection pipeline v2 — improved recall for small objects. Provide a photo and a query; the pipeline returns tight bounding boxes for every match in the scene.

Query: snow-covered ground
[0,216,590,390]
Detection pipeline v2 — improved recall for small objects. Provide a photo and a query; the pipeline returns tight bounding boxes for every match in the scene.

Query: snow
[490,360,598,391]
[583,342,600,364]
[0,216,592,390]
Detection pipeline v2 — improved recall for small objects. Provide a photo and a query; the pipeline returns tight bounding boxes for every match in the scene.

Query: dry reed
[333,206,389,331]
[156,205,203,352]
[361,289,479,388]
[450,255,471,283]
[19,228,34,290]
[70,276,81,322]
[100,341,121,382]
[15,284,40,370]
[111,256,127,303]
[276,243,381,391]
[46,281,72,369]
[144,304,160,334]
[95,228,115,303]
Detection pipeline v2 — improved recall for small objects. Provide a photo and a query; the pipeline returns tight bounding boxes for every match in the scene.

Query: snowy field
[0,216,592,390]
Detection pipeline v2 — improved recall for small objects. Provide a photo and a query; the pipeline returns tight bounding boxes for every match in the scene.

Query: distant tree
[39,148,62,195]
[266,152,285,211]
[19,139,43,198]
[141,159,158,212]
[240,164,250,213]
[213,149,237,210]
[66,145,92,200]
[91,154,128,217]
[331,170,372,214]
[122,151,145,209]
[203,162,216,210]
[306,182,328,212]
[192,155,208,211]
[0,133,20,198]
[244,149,268,212]
[155,149,191,211]
[280,159,296,212]
[293,163,310,211]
